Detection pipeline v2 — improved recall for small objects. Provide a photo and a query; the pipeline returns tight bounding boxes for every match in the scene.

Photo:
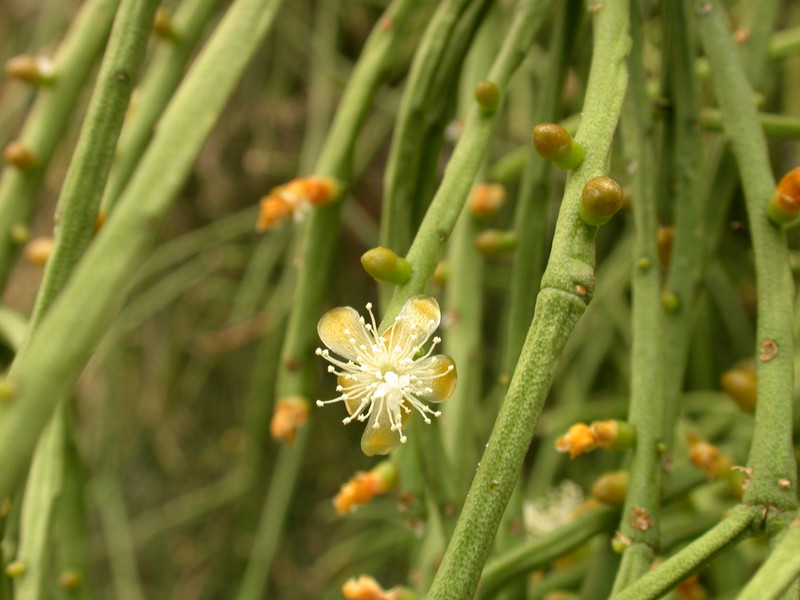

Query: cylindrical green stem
[697,0,798,510]
[611,6,665,591]
[425,3,630,596]
[608,505,758,600]
[101,0,225,212]
[0,0,120,290]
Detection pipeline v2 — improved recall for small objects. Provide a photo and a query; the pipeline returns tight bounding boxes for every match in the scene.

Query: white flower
[523,480,584,536]
[315,295,457,456]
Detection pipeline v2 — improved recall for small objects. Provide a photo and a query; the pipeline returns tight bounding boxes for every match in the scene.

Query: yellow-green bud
[720,362,757,413]
[10,223,30,245]
[59,569,83,590]
[591,420,636,452]
[360,247,412,285]
[3,141,37,170]
[373,459,399,490]
[661,290,680,314]
[5,561,26,578]
[0,377,16,402]
[475,229,517,256]
[152,8,180,40]
[532,123,584,170]
[611,532,631,554]
[5,55,55,85]
[579,176,623,226]
[475,81,500,113]
[591,471,629,505]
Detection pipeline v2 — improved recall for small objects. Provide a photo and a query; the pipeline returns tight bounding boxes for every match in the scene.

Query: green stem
[0,0,121,291]
[0,0,285,502]
[234,426,309,600]
[101,0,225,212]
[608,505,759,600]
[738,518,800,600]
[425,2,630,596]
[611,5,665,590]
[476,506,618,600]
[697,0,798,510]
[381,0,557,326]
[700,109,800,140]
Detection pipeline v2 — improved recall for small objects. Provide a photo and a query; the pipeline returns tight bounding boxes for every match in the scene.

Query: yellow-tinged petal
[416,354,457,402]
[361,410,403,456]
[382,295,441,353]
[317,306,373,361]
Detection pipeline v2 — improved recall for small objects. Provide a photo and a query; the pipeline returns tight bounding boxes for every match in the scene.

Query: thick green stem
[425,3,631,596]
[697,0,798,510]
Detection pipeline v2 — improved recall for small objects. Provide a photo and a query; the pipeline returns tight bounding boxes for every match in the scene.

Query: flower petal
[416,354,457,402]
[381,295,441,356]
[317,306,374,361]
[361,409,403,456]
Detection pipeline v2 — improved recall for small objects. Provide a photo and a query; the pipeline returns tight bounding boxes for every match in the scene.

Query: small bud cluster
[257,176,338,230]
[334,460,399,515]
[269,395,310,444]
[555,420,635,459]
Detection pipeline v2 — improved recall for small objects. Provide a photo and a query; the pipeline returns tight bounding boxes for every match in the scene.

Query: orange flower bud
[342,575,399,600]
[24,237,54,266]
[333,460,398,515]
[555,423,597,459]
[688,439,733,479]
[269,395,310,444]
[590,420,635,452]
[284,176,338,206]
[257,196,292,230]
[469,183,506,218]
[768,167,800,226]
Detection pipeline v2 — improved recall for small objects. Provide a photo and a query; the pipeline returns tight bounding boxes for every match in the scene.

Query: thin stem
[381,0,557,326]
[737,518,800,600]
[425,2,631,596]
[0,0,286,502]
[476,505,618,600]
[101,0,226,212]
[608,505,759,600]
[0,0,121,290]
[611,3,665,590]
[696,0,798,510]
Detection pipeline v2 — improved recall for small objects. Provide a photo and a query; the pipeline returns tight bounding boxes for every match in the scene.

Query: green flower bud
[579,176,623,226]
[475,80,500,113]
[532,123,584,170]
[360,247,412,285]
[591,420,636,452]
[3,141,37,170]
[720,361,757,413]
[591,471,629,505]
[4,55,55,86]
[661,290,680,314]
[5,561,26,578]
[475,229,517,256]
